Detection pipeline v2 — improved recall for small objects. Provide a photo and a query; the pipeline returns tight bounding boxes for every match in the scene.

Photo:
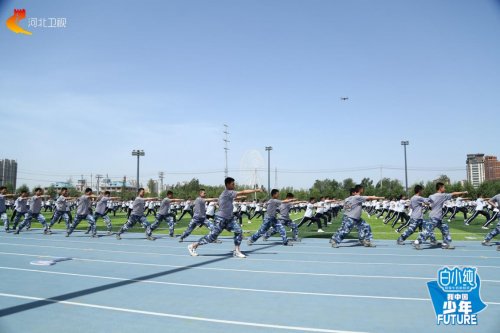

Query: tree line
[9,175,500,201]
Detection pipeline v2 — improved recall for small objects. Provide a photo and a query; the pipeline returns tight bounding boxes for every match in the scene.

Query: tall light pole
[401,141,409,196]
[223,124,230,178]
[265,146,272,197]
[131,149,145,191]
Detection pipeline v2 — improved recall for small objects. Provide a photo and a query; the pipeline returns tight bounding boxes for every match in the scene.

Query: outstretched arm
[451,191,468,197]
[487,199,498,208]
[236,188,264,196]
[366,196,384,200]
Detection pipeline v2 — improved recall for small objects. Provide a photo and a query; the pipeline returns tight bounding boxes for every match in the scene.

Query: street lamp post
[131,150,145,191]
[265,146,272,197]
[401,141,409,196]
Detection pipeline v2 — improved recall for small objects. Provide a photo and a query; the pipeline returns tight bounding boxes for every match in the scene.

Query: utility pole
[380,166,383,189]
[265,146,272,197]
[223,124,230,178]
[275,167,278,188]
[401,141,409,196]
[95,174,103,194]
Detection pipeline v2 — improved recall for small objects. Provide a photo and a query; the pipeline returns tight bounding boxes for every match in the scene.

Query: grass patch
[10,210,493,242]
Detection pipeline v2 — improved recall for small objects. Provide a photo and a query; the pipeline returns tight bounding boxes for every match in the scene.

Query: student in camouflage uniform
[482,193,500,251]
[413,182,467,250]
[330,185,384,248]
[263,193,301,242]
[248,189,296,246]
[150,191,182,238]
[91,191,120,235]
[66,188,97,237]
[48,187,73,231]
[0,186,16,231]
[11,190,29,231]
[116,188,156,240]
[14,188,49,234]
[188,177,263,258]
[397,185,437,245]
[179,189,218,241]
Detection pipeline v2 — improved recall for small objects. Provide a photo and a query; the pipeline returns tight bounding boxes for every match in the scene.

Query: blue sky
[1,0,499,190]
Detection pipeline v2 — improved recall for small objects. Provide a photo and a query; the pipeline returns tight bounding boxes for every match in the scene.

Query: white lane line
[1,249,499,270]
[1,252,500,283]
[0,240,498,260]
[0,292,367,333]
[1,233,496,253]
[2,234,496,253]
[0,267,433,302]
[0,267,499,306]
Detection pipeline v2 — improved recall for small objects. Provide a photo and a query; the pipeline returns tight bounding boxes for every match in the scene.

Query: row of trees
[305,176,500,200]
[11,176,500,201]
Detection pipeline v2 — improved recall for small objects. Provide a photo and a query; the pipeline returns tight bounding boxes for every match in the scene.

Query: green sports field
[10,210,492,242]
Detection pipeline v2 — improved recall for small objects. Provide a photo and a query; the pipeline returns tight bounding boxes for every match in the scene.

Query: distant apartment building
[45,182,74,191]
[466,154,485,187]
[100,181,136,193]
[0,159,17,190]
[485,155,500,181]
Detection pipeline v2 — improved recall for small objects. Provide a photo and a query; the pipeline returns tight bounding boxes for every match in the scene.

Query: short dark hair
[225,177,235,186]
[0,186,6,191]
[104,191,111,195]
[60,187,68,192]
[199,188,206,192]
[414,185,423,194]
[349,188,356,195]
[271,189,279,196]
[354,185,364,193]
[34,187,42,192]
[286,192,294,199]
[436,182,445,191]
[85,188,92,194]
[309,197,315,202]
[138,188,145,193]
[167,190,173,196]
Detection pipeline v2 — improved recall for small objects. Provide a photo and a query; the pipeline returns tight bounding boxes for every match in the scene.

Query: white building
[466,154,485,188]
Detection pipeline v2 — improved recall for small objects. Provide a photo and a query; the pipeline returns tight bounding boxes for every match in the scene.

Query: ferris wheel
[239,149,265,189]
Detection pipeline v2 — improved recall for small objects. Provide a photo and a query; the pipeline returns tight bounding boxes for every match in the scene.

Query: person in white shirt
[483,205,499,229]
[391,196,409,229]
[145,200,157,217]
[250,200,264,221]
[177,199,193,221]
[447,197,469,222]
[206,201,217,220]
[465,195,491,226]
[297,197,324,232]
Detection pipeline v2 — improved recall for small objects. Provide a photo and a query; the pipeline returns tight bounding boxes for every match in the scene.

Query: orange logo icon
[6,9,32,35]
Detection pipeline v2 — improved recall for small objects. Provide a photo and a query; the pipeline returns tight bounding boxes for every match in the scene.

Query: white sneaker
[481,226,489,230]
[317,229,325,233]
[233,250,246,258]
[188,244,198,256]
